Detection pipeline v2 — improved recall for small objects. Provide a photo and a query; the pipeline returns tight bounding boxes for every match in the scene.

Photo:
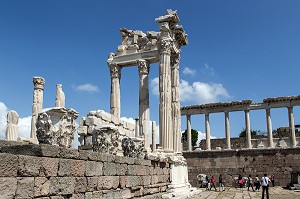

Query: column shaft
[171,54,181,154]
[288,107,296,147]
[137,60,150,150]
[152,121,156,152]
[205,113,211,150]
[225,111,231,149]
[244,110,252,149]
[187,115,192,151]
[108,63,121,119]
[266,109,274,148]
[31,77,45,139]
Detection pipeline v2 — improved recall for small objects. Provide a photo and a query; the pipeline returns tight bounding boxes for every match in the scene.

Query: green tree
[182,129,199,147]
[239,128,258,138]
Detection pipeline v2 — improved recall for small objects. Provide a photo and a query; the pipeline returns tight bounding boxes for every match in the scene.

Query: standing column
[244,110,252,149]
[186,115,192,152]
[135,118,139,137]
[137,59,150,151]
[171,53,181,154]
[205,113,211,150]
[288,107,296,147]
[108,63,121,119]
[31,77,45,139]
[266,108,274,148]
[157,23,173,153]
[225,111,231,149]
[152,121,156,152]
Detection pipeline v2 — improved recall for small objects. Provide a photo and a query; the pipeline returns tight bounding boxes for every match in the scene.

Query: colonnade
[182,98,300,151]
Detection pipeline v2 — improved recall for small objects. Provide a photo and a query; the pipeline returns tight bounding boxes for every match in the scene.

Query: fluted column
[171,53,181,154]
[266,108,274,148]
[205,113,211,150]
[152,121,156,152]
[137,59,150,151]
[186,115,192,151]
[225,111,231,149]
[31,77,45,139]
[157,23,173,153]
[108,63,121,119]
[244,110,252,149]
[288,107,296,147]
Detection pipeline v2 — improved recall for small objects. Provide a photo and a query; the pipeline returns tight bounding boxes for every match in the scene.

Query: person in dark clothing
[271,174,275,187]
[247,174,255,191]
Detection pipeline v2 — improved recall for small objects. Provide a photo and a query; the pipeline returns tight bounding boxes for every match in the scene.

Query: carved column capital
[33,77,45,90]
[157,38,172,54]
[137,59,150,75]
[108,63,121,78]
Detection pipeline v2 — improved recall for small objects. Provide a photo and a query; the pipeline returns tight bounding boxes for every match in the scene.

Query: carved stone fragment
[92,126,120,155]
[121,137,145,159]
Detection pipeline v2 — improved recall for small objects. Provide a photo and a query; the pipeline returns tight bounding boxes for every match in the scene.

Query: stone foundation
[0,141,170,199]
[183,148,300,187]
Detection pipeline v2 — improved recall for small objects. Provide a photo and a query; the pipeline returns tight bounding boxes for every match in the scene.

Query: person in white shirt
[261,173,270,199]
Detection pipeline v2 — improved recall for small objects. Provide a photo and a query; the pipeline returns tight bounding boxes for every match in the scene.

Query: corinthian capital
[137,59,150,75]
[108,63,121,78]
[33,77,45,90]
[157,38,172,54]
[171,53,180,70]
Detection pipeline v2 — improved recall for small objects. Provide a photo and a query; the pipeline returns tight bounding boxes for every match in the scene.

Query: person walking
[255,175,260,191]
[271,174,275,187]
[210,175,217,191]
[261,173,270,199]
[238,174,243,192]
[219,174,225,191]
[247,174,255,191]
[205,175,210,190]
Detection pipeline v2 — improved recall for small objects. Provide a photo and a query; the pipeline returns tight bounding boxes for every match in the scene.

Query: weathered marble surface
[55,84,65,107]
[36,107,78,148]
[6,110,19,141]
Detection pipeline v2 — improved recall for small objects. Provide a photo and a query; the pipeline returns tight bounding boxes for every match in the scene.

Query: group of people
[237,173,275,199]
[202,174,225,192]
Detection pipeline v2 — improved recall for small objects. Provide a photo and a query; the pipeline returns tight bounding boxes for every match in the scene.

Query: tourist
[271,174,275,187]
[255,175,261,190]
[219,174,225,191]
[238,174,243,191]
[247,174,255,191]
[205,175,210,190]
[210,175,217,191]
[261,173,271,199]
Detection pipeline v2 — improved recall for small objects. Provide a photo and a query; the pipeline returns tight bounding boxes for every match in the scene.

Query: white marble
[6,110,19,141]
[55,84,65,107]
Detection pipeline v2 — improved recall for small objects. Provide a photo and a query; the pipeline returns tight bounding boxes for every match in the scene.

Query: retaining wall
[0,141,170,199]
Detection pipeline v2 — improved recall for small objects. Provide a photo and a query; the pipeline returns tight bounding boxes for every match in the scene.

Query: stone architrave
[31,77,45,140]
[55,84,65,107]
[156,22,174,154]
[108,63,121,119]
[171,53,182,154]
[6,110,19,141]
[36,107,78,148]
[137,59,150,151]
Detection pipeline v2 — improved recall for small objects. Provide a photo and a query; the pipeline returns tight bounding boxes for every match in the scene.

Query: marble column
[225,111,231,149]
[137,59,150,150]
[244,110,252,149]
[108,63,121,119]
[205,113,211,150]
[135,118,139,137]
[31,77,45,139]
[171,53,181,154]
[152,121,156,152]
[186,115,192,152]
[157,25,173,153]
[266,108,274,148]
[288,107,296,147]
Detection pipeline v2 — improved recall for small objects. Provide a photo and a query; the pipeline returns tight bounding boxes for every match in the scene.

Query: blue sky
[0,1,300,144]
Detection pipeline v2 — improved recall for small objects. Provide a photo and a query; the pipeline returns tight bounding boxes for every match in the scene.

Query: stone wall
[183,148,300,187]
[0,141,170,199]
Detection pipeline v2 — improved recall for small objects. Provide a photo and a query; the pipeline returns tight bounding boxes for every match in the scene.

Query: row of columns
[186,107,297,151]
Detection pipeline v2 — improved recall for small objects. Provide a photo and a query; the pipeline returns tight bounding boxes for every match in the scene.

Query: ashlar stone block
[16,177,34,199]
[98,176,119,189]
[0,153,18,177]
[0,177,17,199]
[34,177,50,197]
[49,177,75,195]
[85,161,103,176]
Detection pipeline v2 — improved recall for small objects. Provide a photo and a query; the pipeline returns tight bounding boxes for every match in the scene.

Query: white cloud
[74,83,98,92]
[182,67,196,76]
[204,63,216,76]
[150,77,159,96]
[0,102,32,140]
[150,77,230,104]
